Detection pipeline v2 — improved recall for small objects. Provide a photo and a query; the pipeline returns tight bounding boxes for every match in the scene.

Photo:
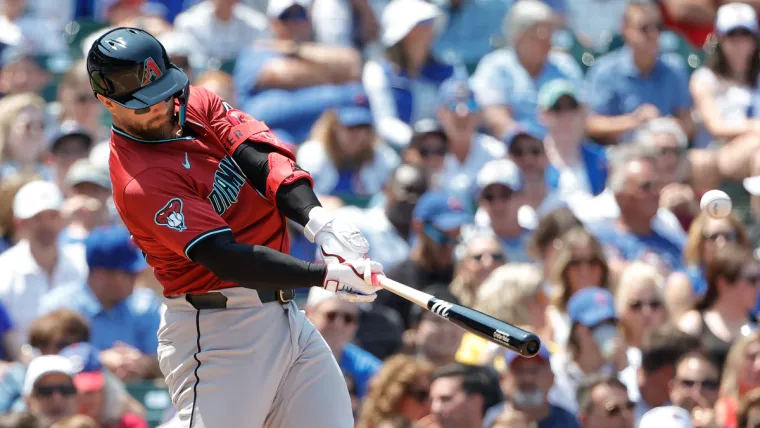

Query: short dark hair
[675,351,721,382]
[577,374,628,415]
[640,323,701,372]
[527,206,582,260]
[28,309,90,350]
[432,363,504,416]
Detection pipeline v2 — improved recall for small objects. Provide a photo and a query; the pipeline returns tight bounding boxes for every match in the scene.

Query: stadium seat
[125,380,173,428]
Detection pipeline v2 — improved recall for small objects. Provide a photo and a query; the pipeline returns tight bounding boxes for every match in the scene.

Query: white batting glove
[305,207,370,264]
[323,258,384,303]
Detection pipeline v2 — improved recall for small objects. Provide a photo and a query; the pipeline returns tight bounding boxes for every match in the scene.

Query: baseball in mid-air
[700,190,732,219]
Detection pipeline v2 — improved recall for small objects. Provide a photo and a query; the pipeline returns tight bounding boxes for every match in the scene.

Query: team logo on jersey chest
[208,157,246,215]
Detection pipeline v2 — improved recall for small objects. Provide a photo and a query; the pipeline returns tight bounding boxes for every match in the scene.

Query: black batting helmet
[86,27,190,125]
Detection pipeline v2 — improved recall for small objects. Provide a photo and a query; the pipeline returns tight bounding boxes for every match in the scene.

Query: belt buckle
[277,289,295,304]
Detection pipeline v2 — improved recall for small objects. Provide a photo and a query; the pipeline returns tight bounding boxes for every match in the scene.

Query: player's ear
[96,94,116,110]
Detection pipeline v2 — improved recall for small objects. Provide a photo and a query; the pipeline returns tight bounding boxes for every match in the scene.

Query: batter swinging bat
[372,274,542,357]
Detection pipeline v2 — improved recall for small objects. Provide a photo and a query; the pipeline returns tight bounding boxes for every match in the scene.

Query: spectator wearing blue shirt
[305,287,381,398]
[363,0,455,149]
[233,0,364,144]
[585,1,694,145]
[38,225,162,382]
[483,345,580,428]
[0,301,15,362]
[538,80,608,201]
[585,147,685,276]
[471,0,583,139]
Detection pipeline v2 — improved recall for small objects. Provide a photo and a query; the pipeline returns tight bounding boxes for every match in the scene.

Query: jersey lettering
[207,157,246,215]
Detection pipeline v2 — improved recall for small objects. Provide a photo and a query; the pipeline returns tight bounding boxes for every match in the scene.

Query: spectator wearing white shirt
[0,0,67,56]
[311,0,379,52]
[436,77,506,196]
[175,0,271,66]
[0,181,87,349]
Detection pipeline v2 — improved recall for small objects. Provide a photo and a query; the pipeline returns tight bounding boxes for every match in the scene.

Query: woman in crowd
[528,206,583,282]
[690,3,760,181]
[678,243,760,371]
[737,387,760,428]
[716,331,760,428]
[615,262,669,352]
[0,93,50,180]
[450,233,506,307]
[668,212,751,319]
[0,172,41,253]
[545,227,611,349]
[357,354,434,428]
[297,104,400,208]
[363,0,452,149]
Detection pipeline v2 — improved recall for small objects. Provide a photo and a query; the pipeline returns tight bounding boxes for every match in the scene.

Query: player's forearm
[189,230,326,289]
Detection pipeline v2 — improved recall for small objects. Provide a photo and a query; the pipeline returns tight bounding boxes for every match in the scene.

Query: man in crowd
[668,351,722,427]
[22,355,77,425]
[404,285,464,368]
[425,363,503,428]
[577,375,635,428]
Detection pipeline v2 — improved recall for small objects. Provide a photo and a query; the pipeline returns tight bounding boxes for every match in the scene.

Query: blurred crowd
[5,0,760,427]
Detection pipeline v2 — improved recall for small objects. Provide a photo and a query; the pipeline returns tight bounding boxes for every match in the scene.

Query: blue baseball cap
[85,225,147,274]
[336,93,373,127]
[567,287,617,328]
[59,342,104,392]
[504,121,545,150]
[437,77,478,113]
[504,343,550,366]
[413,191,473,231]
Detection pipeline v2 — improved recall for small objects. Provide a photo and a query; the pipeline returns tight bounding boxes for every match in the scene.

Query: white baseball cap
[639,406,693,428]
[381,0,443,47]
[744,176,760,196]
[13,180,64,220]
[23,355,75,397]
[715,3,758,36]
[476,159,522,196]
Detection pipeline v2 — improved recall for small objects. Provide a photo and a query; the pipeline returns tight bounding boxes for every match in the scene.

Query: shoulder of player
[117,166,195,204]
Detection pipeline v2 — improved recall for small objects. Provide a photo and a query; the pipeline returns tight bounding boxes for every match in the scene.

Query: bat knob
[520,336,542,358]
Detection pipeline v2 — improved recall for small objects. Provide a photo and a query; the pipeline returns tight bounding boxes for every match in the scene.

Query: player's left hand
[305,207,370,264]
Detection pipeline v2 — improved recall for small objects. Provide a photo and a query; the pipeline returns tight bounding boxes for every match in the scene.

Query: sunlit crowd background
[5,0,760,427]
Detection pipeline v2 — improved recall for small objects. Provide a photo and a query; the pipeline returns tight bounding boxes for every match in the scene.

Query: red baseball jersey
[109,86,291,297]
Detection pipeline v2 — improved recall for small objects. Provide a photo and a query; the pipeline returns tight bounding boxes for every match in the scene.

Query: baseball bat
[372,274,542,357]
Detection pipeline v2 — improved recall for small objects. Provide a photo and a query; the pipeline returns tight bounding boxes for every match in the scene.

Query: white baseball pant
[156,287,354,427]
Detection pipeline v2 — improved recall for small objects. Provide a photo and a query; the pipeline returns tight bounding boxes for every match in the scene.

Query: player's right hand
[323,258,383,303]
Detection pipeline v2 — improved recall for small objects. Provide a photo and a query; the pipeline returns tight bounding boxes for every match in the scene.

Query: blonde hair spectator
[716,331,760,427]
[475,264,544,328]
[615,262,669,349]
[549,227,610,310]
[0,92,47,165]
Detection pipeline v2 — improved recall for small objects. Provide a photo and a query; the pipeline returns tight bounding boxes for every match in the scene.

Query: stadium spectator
[174,0,270,65]
[678,243,760,371]
[435,77,505,196]
[310,0,379,51]
[527,206,582,281]
[449,234,505,308]
[193,70,237,107]
[544,227,610,349]
[0,0,67,55]
[0,93,51,181]
[716,331,760,428]
[403,286,464,368]
[357,354,434,428]
[21,355,77,425]
[59,159,112,245]
[615,262,669,354]
[576,375,634,428]
[363,0,452,149]
[233,0,363,143]
[667,213,751,319]
[329,163,429,271]
[425,363,503,428]
[403,119,448,186]
[538,79,607,202]
[564,0,626,51]
[38,226,160,382]
[737,387,760,428]
[0,50,51,97]
[669,351,721,427]
[297,96,400,206]
[54,60,108,143]
[375,191,472,328]
[466,158,532,262]
[483,344,579,428]
[585,1,694,144]
[0,181,87,348]
[551,287,630,414]
[503,123,547,211]
[305,287,381,398]
[0,172,40,254]
[471,0,582,137]
[45,123,95,192]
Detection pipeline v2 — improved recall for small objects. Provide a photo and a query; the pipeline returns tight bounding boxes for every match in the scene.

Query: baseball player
[86,27,384,427]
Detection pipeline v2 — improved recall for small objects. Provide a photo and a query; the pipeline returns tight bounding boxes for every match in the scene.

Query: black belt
[185,289,295,310]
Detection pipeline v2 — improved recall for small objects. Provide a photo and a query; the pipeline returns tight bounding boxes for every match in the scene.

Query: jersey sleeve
[122,167,231,260]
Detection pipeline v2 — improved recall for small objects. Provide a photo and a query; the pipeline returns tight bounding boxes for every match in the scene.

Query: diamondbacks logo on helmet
[142,57,163,86]
[155,198,186,231]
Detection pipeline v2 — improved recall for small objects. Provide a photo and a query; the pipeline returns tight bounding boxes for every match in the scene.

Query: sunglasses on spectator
[658,146,683,156]
[549,100,579,113]
[510,145,544,158]
[704,231,737,241]
[471,252,505,262]
[638,22,663,34]
[568,257,599,268]
[418,146,447,157]
[676,378,720,391]
[324,311,357,324]
[35,383,77,398]
[628,299,663,311]
[408,387,429,403]
[482,188,513,202]
[603,400,635,417]
[637,180,662,193]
